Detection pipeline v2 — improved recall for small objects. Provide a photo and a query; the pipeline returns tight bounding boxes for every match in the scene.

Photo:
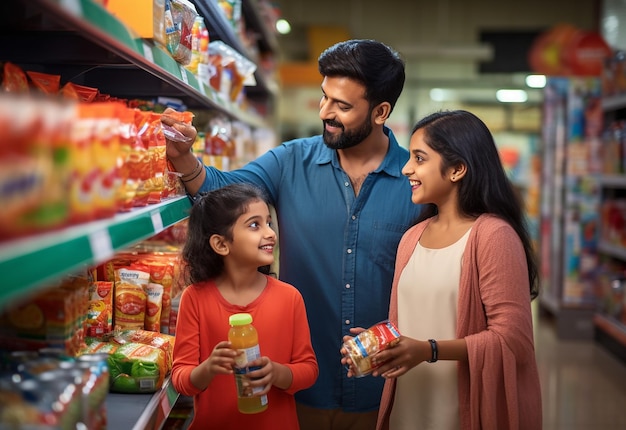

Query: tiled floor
[534,311,626,429]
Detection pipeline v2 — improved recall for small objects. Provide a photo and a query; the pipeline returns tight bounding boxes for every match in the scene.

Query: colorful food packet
[342,320,401,377]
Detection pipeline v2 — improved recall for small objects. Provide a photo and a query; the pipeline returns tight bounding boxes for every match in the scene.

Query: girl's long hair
[413,110,539,300]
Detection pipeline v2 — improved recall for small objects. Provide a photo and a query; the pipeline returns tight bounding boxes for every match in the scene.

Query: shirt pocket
[368,221,410,268]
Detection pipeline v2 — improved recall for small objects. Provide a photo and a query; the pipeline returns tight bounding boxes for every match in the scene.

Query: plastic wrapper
[107,342,167,393]
[208,40,257,101]
[165,0,198,65]
[85,281,114,337]
[113,329,175,371]
[342,321,401,377]
[114,280,147,331]
[26,70,60,94]
[2,62,29,93]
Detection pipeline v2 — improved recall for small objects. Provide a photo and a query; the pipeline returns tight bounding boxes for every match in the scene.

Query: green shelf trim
[152,45,183,80]
[0,196,191,307]
[160,196,193,226]
[182,68,201,93]
[79,0,141,54]
[2,234,94,304]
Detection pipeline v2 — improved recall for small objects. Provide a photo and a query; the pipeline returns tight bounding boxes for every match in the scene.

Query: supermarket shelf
[242,0,280,55]
[0,196,191,308]
[593,313,626,362]
[107,377,180,430]
[601,93,626,111]
[598,174,626,188]
[1,0,268,127]
[598,241,626,261]
[191,0,278,99]
[539,292,596,340]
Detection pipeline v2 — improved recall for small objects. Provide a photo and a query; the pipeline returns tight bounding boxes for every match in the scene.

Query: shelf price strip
[89,228,114,263]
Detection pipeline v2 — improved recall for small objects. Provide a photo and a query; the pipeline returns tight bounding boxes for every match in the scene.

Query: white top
[389,228,471,430]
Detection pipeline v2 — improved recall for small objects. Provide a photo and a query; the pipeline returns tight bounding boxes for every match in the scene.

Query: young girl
[171,183,318,430]
[344,110,542,429]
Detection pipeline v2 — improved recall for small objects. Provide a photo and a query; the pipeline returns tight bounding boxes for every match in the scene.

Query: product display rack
[0,0,273,127]
[538,77,602,340]
[0,0,279,428]
[594,93,626,361]
[107,378,180,430]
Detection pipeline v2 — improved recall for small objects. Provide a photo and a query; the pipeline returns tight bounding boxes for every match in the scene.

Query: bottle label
[233,345,267,403]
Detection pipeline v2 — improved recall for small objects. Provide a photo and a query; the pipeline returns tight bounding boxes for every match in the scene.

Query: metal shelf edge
[593,313,626,347]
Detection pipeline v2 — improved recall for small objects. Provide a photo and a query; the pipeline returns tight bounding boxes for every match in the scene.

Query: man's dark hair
[318,39,405,112]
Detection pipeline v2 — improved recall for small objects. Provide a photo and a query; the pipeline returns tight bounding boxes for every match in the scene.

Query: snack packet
[342,320,401,377]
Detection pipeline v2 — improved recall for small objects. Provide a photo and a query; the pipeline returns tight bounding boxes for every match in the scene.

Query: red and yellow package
[0,96,68,239]
[116,107,141,211]
[104,251,178,333]
[114,281,147,331]
[144,283,164,332]
[2,62,29,93]
[61,82,99,102]
[60,276,91,355]
[26,70,61,94]
[113,329,175,371]
[128,109,155,207]
[91,102,125,219]
[86,281,114,337]
[68,103,98,223]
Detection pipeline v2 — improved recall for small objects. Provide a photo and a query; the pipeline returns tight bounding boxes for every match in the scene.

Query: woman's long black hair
[412,110,539,300]
[182,183,272,285]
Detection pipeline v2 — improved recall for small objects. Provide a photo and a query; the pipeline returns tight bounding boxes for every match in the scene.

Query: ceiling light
[496,89,528,103]
[276,19,291,35]
[430,88,455,102]
[525,75,546,88]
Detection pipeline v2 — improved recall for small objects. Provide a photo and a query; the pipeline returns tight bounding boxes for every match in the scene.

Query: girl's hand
[192,341,237,390]
[370,336,425,378]
[244,356,273,396]
[203,340,237,376]
[161,107,198,159]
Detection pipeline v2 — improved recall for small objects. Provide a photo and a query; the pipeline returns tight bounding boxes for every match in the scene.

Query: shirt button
[345,320,350,325]
[351,215,356,220]
[345,284,350,289]
[347,249,352,254]
[344,181,350,187]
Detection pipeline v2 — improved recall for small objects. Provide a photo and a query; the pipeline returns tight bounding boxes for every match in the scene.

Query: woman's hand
[370,336,426,378]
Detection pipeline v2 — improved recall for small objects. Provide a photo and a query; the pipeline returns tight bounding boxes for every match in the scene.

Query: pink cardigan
[377,214,542,430]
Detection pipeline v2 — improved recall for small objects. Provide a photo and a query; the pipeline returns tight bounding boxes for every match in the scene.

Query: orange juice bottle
[228,313,268,413]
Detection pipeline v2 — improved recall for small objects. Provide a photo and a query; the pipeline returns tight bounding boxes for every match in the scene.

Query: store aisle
[534,312,626,429]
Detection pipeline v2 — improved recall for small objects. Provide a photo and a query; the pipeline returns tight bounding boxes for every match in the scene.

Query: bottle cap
[229,313,253,326]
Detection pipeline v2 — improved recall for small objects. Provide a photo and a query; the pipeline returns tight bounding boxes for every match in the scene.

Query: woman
[345,110,542,429]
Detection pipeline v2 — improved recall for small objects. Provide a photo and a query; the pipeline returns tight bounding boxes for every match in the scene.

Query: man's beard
[322,116,372,150]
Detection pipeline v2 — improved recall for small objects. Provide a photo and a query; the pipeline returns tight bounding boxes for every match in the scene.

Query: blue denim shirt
[196,127,421,412]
